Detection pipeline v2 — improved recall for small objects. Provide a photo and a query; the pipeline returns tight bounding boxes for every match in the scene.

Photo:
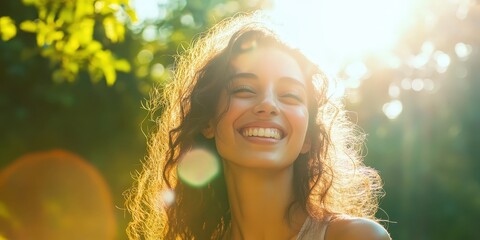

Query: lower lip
[241,135,282,144]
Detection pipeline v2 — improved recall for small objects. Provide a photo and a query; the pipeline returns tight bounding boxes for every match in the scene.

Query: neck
[223,162,307,240]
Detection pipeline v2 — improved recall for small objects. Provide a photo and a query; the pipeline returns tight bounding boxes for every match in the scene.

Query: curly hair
[125,12,384,240]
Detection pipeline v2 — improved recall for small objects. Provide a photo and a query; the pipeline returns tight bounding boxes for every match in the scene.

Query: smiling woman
[125,12,390,240]
[212,46,311,169]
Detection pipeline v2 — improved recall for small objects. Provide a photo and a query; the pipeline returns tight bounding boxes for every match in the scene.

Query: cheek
[288,107,310,130]
[215,92,229,117]
[217,98,252,121]
[214,99,244,138]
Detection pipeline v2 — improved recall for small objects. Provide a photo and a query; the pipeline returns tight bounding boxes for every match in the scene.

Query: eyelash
[230,85,255,94]
[282,93,304,102]
[230,85,305,103]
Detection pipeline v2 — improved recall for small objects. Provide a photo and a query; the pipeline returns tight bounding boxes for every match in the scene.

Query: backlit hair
[125,12,384,240]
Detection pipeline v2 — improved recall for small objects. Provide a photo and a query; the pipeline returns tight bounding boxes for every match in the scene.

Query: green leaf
[115,59,131,72]
[125,8,138,23]
[104,64,116,86]
[0,16,17,41]
[19,20,37,32]
[103,16,124,43]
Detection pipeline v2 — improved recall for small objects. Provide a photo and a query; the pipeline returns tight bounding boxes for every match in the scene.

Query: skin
[205,46,390,240]
[214,47,311,169]
[203,47,309,239]
[326,217,391,240]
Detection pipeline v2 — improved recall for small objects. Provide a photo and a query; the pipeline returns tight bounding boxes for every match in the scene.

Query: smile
[241,127,283,140]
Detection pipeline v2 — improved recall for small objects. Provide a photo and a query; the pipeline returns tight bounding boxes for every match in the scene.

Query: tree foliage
[0,0,136,85]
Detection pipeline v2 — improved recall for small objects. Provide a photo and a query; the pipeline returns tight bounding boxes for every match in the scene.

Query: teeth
[242,127,282,140]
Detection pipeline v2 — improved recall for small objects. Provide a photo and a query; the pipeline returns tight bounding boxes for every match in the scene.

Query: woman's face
[210,46,311,169]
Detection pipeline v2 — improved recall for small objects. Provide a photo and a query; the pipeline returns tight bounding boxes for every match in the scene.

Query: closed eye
[230,85,256,96]
[281,93,305,104]
[277,77,307,104]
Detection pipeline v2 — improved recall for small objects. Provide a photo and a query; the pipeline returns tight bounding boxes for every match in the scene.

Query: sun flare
[267,0,419,75]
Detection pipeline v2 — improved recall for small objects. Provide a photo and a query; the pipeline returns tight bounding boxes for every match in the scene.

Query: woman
[126,12,390,240]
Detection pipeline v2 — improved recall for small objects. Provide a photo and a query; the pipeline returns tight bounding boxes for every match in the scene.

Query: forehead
[230,47,305,84]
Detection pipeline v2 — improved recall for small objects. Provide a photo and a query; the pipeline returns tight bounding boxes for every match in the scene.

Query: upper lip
[237,121,287,139]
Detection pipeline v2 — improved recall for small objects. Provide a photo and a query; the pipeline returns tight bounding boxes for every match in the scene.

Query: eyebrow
[228,72,258,81]
[228,72,306,89]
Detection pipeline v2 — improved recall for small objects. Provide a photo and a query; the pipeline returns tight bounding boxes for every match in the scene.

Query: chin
[225,157,296,170]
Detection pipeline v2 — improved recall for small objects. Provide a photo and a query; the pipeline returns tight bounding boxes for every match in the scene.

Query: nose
[253,93,279,116]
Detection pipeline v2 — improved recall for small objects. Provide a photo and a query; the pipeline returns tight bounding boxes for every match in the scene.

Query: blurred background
[0,0,478,239]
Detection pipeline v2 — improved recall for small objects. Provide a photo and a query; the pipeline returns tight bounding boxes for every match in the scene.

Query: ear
[300,136,311,154]
[201,123,215,139]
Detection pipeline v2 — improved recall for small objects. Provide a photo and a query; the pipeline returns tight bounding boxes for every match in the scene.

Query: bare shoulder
[326,216,391,240]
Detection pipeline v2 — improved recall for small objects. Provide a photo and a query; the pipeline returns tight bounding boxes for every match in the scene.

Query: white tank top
[296,216,331,240]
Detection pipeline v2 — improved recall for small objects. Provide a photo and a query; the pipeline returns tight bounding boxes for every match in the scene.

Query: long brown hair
[125,12,384,240]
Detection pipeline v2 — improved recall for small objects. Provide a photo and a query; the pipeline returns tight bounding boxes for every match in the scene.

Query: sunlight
[383,100,403,119]
[268,0,419,76]
[455,42,473,60]
[131,0,169,23]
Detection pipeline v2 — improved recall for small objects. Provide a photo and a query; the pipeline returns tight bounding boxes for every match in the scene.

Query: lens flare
[434,51,451,73]
[0,150,116,240]
[388,84,401,98]
[455,42,472,60]
[411,78,425,92]
[177,148,219,187]
[155,189,175,211]
[383,100,403,119]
